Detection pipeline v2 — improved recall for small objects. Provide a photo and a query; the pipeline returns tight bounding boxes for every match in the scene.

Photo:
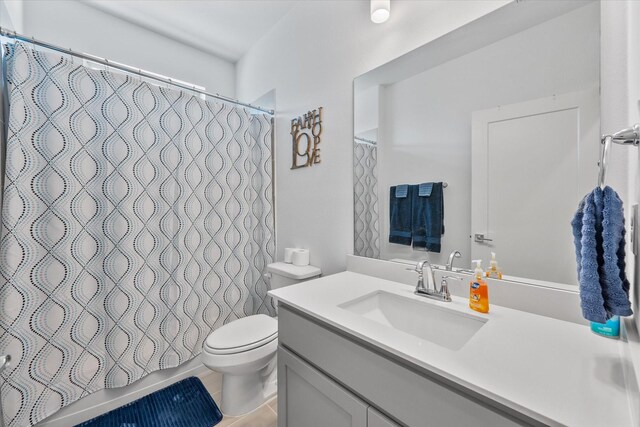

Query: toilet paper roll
[284,248,297,264]
[291,249,310,266]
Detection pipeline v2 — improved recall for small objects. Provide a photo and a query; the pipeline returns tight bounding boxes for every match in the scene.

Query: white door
[471,89,599,285]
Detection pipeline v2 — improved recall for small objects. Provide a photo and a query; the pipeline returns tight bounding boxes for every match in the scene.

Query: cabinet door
[278,346,368,427]
[368,408,400,427]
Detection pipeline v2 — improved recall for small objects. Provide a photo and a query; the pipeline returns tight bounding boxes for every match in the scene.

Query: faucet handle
[440,275,460,302]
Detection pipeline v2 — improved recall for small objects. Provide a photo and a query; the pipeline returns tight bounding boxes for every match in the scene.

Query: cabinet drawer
[278,306,538,427]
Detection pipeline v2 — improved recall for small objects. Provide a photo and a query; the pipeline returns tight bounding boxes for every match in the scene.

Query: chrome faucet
[446,250,462,271]
[407,259,451,302]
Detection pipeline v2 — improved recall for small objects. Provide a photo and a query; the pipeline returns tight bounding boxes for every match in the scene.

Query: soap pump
[469,260,489,313]
[473,260,483,278]
[485,252,503,279]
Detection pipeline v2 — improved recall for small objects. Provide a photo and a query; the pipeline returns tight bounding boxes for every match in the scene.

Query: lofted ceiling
[83,0,297,63]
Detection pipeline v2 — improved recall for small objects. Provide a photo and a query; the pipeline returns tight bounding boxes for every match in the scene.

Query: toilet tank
[266,262,321,290]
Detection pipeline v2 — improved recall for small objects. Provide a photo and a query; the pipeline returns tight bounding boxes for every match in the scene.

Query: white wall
[236,0,509,275]
[0,0,23,32]
[11,0,235,96]
[599,1,640,324]
[605,0,640,331]
[376,3,599,268]
[354,85,379,138]
[630,0,640,335]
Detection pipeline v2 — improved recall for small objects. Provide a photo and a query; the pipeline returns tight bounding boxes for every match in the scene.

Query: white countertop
[269,271,634,427]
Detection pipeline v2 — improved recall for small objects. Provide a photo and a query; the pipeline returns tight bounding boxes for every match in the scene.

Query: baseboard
[37,358,210,426]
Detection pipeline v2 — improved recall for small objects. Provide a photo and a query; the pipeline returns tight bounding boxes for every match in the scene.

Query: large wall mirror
[353,0,600,287]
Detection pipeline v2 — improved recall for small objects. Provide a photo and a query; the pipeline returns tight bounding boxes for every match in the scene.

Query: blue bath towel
[412,182,444,252]
[572,186,632,324]
[389,185,413,245]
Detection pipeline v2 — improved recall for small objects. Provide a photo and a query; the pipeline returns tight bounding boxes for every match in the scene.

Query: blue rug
[76,377,223,427]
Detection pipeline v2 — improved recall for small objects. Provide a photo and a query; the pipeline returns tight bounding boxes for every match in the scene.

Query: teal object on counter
[591,316,620,338]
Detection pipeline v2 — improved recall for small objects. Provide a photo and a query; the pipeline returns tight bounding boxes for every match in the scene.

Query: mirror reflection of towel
[412,182,444,252]
[389,185,413,245]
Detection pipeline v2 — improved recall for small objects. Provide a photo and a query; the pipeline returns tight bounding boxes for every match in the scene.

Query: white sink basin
[339,291,487,350]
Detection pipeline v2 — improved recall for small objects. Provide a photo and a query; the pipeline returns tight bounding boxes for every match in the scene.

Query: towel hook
[598,124,640,189]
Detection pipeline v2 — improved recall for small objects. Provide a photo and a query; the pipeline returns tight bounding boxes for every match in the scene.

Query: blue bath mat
[76,376,223,427]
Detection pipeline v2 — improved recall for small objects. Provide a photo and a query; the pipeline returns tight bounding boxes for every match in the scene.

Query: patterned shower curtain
[0,42,274,426]
[353,141,380,258]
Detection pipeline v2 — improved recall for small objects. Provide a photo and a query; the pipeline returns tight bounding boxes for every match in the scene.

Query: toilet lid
[204,314,277,354]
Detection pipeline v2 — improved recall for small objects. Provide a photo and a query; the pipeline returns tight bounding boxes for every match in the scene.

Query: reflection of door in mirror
[471,90,599,285]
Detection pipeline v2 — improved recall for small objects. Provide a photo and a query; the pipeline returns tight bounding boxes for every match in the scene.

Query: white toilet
[201,262,321,416]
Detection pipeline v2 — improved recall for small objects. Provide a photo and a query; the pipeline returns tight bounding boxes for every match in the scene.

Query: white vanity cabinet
[278,346,369,427]
[278,345,400,427]
[368,409,400,427]
[277,305,535,427]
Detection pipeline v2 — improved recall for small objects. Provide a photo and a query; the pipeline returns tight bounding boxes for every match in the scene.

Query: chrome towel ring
[598,124,640,189]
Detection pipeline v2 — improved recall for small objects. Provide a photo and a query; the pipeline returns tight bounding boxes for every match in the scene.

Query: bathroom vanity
[269,258,635,427]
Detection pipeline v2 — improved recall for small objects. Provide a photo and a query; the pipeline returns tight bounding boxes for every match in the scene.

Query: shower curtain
[353,141,380,258]
[0,42,274,427]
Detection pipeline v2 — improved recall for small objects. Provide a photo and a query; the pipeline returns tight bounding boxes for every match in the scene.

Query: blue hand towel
[389,185,413,245]
[572,191,609,323]
[412,182,444,252]
[601,187,632,317]
[572,186,632,324]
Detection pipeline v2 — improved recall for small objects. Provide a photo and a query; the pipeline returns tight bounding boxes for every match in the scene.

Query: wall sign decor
[291,107,323,169]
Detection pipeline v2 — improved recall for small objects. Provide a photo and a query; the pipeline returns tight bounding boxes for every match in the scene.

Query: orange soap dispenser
[469,260,489,313]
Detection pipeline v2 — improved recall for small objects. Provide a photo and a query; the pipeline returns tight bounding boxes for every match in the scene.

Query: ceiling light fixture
[370,0,390,24]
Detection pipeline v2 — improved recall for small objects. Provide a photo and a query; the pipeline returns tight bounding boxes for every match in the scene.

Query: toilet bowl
[202,314,278,416]
[202,262,321,416]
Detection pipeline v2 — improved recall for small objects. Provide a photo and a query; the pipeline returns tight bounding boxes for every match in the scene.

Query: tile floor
[198,371,277,427]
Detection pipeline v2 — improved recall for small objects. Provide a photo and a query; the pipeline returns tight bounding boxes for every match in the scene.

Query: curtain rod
[0,27,275,116]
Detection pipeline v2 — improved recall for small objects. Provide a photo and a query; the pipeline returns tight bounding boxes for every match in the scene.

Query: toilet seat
[204,314,277,355]
[205,333,277,355]
[202,315,278,374]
